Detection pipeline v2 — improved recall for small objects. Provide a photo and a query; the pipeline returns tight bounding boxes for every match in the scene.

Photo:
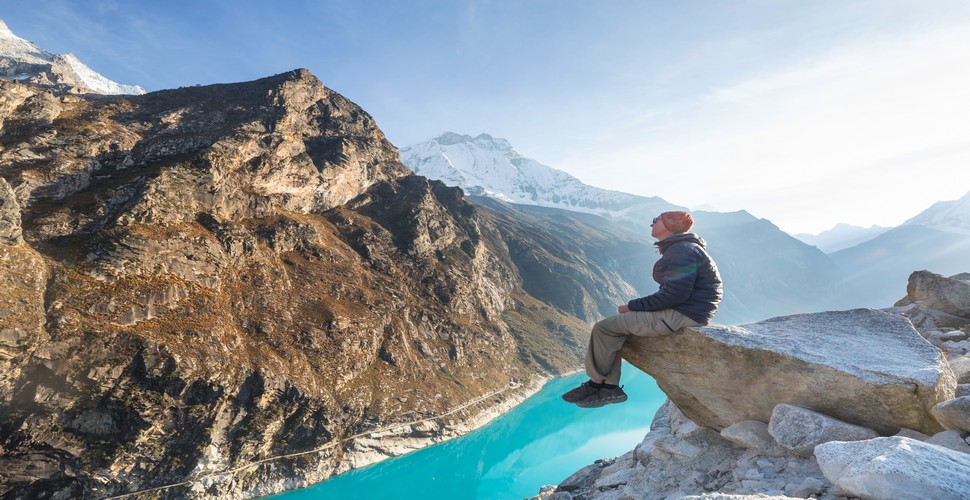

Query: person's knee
[592,316,629,338]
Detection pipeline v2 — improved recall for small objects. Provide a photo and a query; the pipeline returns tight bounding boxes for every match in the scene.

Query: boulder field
[540,301,970,500]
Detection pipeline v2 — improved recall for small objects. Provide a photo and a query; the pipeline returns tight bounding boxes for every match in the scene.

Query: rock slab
[622,308,955,434]
[767,403,878,456]
[931,396,970,432]
[720,420,776,452]
[815,436,970,500]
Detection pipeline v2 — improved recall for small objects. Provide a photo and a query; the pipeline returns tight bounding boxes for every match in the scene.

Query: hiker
[562,210,723,408]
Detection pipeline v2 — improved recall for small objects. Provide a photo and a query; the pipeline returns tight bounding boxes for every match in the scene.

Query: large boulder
[622,308,955,434]
[895,271,970,329]
[815,437,970,500]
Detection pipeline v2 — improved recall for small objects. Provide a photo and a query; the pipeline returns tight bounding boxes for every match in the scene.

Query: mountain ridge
[903,190,970,235]
[0,18,145,95]
[794,223,892,253]
[401,132,682,219]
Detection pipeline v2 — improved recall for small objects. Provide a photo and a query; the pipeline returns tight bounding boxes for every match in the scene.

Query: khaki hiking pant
[585,309,700,385]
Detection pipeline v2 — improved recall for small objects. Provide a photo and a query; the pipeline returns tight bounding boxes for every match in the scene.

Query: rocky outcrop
[0,71,621,498]
[541,276,970,500]
[815,437,970,500]
[622,308,954,435]
[0,177,21,244]
[546,400,839,499]
[894,270,970,330]
[541,398,970,500]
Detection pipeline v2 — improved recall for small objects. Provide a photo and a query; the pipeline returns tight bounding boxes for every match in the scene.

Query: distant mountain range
[794,193,970,254]
[794,224,891,253]
[0,19,145,95]
[402,132,970,320]
[830,191,970,307]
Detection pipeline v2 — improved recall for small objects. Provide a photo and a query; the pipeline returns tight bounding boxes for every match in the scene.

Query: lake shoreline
[208,376,555,499]
[276,365,668,499]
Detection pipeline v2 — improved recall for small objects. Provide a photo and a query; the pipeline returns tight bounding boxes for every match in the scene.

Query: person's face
[650,216,668,240]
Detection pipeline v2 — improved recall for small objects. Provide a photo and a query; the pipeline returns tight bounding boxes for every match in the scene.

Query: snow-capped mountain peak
[400,132,682,219]
[0,19,23,41]
[0,18,145,95]
[903,190,970,235]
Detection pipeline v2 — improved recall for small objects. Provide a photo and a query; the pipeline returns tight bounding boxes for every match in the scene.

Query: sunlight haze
[2,0,968,234]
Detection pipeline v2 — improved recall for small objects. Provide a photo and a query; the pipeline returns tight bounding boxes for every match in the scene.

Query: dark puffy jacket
[627,232,723,325]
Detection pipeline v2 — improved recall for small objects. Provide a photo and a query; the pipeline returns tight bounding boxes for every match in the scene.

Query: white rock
[593,467,638,490]
[931,396,970,432]
[815,436,970,500]
[932,330,969,343]
[668,403,703,437]
[791,476,827,498]
[894,427,930,441]
[949,355,970,384]
[655,435,702,459]
[598,451,636,478]
[943,339,970,356]
[926,430,970,454]
[768,403,878,456]
[720,420,777,452]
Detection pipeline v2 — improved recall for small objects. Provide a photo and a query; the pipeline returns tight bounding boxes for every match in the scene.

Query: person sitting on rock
[562,210,723,408]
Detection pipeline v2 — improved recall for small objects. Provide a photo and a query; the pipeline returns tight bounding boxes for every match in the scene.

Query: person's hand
[617,304,630,314]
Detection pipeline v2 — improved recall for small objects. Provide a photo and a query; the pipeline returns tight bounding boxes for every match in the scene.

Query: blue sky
[3,0,970,234]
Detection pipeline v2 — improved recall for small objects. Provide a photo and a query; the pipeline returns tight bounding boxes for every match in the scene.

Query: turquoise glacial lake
[272,363,666,500]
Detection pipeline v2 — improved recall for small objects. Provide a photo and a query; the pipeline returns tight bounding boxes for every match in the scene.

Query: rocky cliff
[0,70,623,498]
[540,274,970,500]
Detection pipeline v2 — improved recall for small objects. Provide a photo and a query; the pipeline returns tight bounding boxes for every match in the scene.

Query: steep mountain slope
[0,19,145,95]
[401,132,681,218]
[0,71,616,497]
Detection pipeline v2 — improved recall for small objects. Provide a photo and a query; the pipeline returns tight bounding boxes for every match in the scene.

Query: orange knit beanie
[659,211,694,233]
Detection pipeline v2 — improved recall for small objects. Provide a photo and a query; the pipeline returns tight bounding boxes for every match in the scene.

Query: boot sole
[576,394,628,408]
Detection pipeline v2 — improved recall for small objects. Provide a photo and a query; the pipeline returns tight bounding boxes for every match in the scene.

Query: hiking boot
[576,385,628,408]
[561,380,599,403]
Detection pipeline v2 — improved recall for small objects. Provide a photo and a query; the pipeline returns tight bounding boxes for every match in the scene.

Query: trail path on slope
[106,381,521,499]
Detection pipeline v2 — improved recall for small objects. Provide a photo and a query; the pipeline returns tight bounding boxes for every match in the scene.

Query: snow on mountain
[0,19,145,95]
[400,132,681,219]
[59,53,145,95]
[903,190,970,235]
[793,223,891,253]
